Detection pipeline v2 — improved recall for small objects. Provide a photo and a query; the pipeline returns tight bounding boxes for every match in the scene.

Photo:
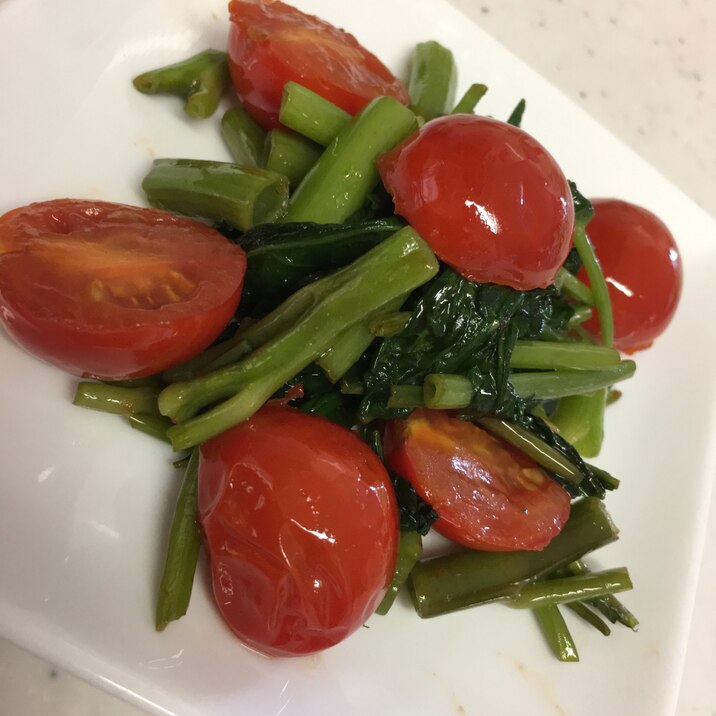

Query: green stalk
[510,341,620,371]
[368,311,412,337]
[408,41,458,120]
[221,106,266,166]
[554,267,594,306]
[142,159,289,231]
[340,376,365,395]
[387,385,425,409]
[263,130,323,189]
[550,391,607,458]
[162,337,252,384]
[506,98,526,127]
[317,295,406,382]
[127,414,173,444]
[451,83,488,114]
[279,81,351,146]
[476,417,584,486]
[508,569,633,609]
[73,382,159,415]
[409,497,618,618]
[160,228,438,449]
[568,305,593,328]
[155,450,202,631]
[284,97,417,224]
[509,360,636,400]
[566,602,612,636]
[133,49,229,119]
[533,605,579,662]
[423,373,474,409]
[376,530,423,615]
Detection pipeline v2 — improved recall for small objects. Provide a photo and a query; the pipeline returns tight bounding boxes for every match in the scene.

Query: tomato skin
[384,409,571,551]
[0,199,246,380]
[377,114,574,291]
[578,199,682,352]
[227,0,410,128]
[198,405,398,657]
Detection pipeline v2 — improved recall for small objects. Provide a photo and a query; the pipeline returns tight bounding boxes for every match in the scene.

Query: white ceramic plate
[1,1,716,714]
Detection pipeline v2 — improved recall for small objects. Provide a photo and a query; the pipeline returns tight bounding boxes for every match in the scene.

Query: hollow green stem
[408,41,457,120]
[387,385,425,409]
[423,373,474,409]
[508,568,632,609]
[451,83,488,114]
[409,497,618,618]
[506,98,526,127]
[221,106,266,166]
[279,81,351,146]
[155,449,202,631]
[133,49,230,119]
[317,295,406,382]
[550,390,607,458]
[510,340,620,371]
[566,602,612,636]
[509,360,636,400]
[568,305,593,328]
[73,382,159,415]
[284,97,417,223]
[160,228,438,448]
[476,417,584,486]
[533,605,579,661]
[368,311,412,337]
[575,221,614,347]
[263,130,323,189]
[127,414,173,444]
[376,530,423,615]
[142,159,289,231]
[162,337,252,384]
[554,268,594,306]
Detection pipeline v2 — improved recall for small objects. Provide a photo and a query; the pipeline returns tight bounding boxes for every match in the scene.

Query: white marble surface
[1,0,714,714]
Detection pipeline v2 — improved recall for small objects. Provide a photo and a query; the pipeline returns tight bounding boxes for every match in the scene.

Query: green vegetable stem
[408,41,458,120]
[279,81,352,146]
[409,497,619,618]
[142,158,289,231]
[221,106,266,166]
[133,50,230,119]
[284,96,418,223]
[263,130,323,189]
[72,382,159,415]
[155,449,202,631]
[451,83,488,114]
[376,530,423,615]
[158,227,439,449]
[533,605,579,662]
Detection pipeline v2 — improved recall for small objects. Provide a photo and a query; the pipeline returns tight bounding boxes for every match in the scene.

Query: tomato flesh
[378,114,574,291]
[227,0,409,128]
[384,409,571,551]
[198,405,398,657]
[0,199,246,379]
[579,199,682,352]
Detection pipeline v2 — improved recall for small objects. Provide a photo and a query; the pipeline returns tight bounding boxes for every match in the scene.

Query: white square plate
[1,1,716,714]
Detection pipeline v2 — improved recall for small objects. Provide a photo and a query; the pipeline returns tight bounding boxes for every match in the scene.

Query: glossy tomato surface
[579,199,682,352]
[378,114,574,290]
[198,405,398,657]
[0,199,246,380]
[227,0,409,128]
[384,409,571,551]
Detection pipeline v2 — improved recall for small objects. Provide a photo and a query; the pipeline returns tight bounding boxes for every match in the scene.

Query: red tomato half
[198,405,398,657]
[0,199,246,380]
[579,199,682,352]
[384,409,571,551]
[227,0,410,128]
[378,114,574,291]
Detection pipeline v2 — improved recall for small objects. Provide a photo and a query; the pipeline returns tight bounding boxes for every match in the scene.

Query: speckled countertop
[1,1,714,714]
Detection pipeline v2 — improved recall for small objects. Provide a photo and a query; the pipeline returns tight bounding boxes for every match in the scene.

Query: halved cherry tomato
[227,0,410,128]
[198,405,398,657]
[0,199,246,380]
[579,198,682,352]
[378,114,574,291]
[384,409,571,551]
